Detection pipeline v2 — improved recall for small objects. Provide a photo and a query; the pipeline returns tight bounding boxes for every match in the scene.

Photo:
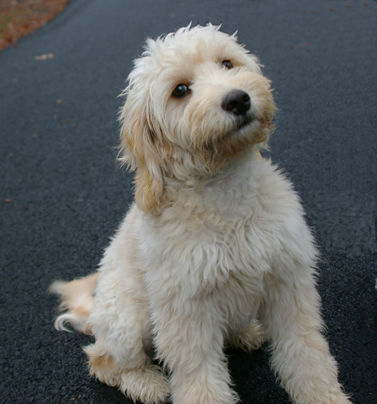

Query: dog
[50,24,351,404]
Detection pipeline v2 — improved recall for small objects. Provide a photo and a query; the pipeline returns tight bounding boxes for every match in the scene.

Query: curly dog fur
[50,25,351,404]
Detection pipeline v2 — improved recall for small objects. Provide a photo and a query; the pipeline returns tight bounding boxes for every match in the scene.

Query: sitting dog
[50,24,351,404]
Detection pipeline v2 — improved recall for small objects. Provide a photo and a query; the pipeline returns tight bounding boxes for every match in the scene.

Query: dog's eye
[172,83,190,98]
[222,60,233,69]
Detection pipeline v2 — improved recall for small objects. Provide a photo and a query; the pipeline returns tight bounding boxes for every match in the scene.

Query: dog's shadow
[227,345,290,404]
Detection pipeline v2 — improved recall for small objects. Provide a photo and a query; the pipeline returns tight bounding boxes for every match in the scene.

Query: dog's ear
[119,91,164,214]
[245,53,263,75]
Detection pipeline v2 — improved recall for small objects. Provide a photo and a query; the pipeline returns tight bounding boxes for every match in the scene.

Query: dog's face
[119,25,276,213]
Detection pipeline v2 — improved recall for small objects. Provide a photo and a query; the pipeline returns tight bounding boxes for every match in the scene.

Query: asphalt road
[1,0,376,403]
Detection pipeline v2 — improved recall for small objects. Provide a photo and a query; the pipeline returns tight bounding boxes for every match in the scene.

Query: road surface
[1,0,376,402]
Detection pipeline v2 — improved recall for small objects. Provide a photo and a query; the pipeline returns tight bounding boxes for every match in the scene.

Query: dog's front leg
[151,296,238,404]
[260,265,351,404]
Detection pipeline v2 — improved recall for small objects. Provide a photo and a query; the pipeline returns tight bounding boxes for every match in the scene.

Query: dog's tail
[49,272,99,335]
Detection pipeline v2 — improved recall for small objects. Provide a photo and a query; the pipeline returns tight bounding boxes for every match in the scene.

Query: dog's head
[119,24,276,213]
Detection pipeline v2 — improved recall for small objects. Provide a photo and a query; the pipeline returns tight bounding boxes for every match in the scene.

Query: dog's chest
[139,158,290,301]
[140,203,272,302]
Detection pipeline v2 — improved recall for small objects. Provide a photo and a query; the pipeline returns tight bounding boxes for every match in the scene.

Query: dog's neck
[160,146,264,213]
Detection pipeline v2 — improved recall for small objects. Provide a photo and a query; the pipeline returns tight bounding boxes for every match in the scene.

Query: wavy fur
[51,24,350,404]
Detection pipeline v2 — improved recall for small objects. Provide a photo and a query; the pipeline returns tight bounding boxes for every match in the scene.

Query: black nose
[221,90,251,116]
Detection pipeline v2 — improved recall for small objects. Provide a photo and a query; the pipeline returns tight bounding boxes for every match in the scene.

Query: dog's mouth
[236,115,253,131]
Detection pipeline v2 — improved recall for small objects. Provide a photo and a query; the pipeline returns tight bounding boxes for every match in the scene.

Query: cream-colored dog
[50,25,351,404]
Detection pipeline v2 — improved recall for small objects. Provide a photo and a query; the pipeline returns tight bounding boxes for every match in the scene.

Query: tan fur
[49,273,98,334]
[120,96,165,213]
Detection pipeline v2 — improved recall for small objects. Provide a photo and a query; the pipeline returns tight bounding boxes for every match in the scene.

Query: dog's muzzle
[221,89,253,130]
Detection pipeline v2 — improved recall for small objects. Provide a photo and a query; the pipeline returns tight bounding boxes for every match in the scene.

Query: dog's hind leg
[85,339,169,404]
[84,266,170,404]
[50,206,170,403]
[49,272,98,334]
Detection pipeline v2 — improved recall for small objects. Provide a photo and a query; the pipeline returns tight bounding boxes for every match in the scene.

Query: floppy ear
[119,90,164,214]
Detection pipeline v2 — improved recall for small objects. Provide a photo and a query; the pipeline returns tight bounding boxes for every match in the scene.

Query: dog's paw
[229,321,264,351]
[120,364,170,404]
[84,344,121,387]
[327,391,352,404]
[173,382,239,404]
[298,389,352,404]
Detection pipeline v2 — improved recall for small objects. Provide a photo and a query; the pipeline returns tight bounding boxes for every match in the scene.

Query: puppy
[50,25,351,404]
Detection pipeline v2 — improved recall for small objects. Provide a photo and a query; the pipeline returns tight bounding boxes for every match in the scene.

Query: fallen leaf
[34,53,54,60]
[294,42,312,48]
[3,198,11,203]
[56,99,63,104]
